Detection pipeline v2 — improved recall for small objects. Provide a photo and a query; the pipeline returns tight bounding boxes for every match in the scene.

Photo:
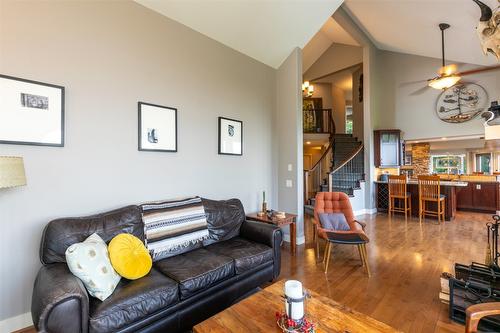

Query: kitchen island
[375,180,468,221]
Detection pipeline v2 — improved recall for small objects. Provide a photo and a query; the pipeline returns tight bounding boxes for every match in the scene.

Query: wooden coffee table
[246,212,297,254]
[193,280,401,333]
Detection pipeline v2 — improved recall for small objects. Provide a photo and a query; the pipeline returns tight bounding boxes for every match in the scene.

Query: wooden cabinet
[374,130,402,167]
[456,182,500,213]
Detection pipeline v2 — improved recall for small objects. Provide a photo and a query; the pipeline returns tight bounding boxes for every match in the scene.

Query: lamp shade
[428,75,461,90]
[0,156,27,188]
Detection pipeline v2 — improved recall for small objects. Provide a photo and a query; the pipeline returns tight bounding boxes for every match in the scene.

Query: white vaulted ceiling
[135,0,343,69]
[302,17,360,72]
[344,0,499,66]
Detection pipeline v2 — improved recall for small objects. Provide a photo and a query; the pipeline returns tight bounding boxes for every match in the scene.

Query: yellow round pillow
[108,234,152,280]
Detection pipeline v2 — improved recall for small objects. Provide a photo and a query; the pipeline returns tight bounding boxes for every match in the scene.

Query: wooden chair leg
[404,197,408,219]
[316,238,320,260]
[438,201,442,223]
[322,241,329,264]
[357,244,365,267]
[388,196,392,217]
[362,244,371,277]
[442,200,446,223]
[419,200,422,223]
[314,228,320,260]
[409,197,412,218]
[408,197,411,218]
[324,242,332,274]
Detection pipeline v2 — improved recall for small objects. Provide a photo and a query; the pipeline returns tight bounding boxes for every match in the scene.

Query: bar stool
[418,175,445,223]
[388,175,411,218]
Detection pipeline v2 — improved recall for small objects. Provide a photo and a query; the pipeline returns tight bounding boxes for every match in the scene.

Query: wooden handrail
[331,143,364,175]
[306,138,334,173]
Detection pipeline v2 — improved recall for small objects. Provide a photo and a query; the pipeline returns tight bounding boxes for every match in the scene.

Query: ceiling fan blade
[410,86,432,96]
[458,65,500,77]
[399,79,431,87]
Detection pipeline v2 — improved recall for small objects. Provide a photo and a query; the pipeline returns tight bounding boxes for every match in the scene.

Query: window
[380,133,399,166]
[345,106,352,134]
[475,153,491,174]
[430,154,466,174]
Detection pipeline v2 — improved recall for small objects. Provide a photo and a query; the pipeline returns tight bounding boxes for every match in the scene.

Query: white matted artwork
[138,102,177,152]
[218,117,242,156]
[0,74,64,146]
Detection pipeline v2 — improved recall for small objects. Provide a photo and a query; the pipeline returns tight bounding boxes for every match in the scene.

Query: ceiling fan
[425,23,500,90]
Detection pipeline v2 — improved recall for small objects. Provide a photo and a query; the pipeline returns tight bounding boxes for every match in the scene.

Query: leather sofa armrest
[32,263,89,333]
[240,220,282,279]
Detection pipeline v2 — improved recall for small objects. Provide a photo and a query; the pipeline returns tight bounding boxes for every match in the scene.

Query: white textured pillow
[65,233,120,301]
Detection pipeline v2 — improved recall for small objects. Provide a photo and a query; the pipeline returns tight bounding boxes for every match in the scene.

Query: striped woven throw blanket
[141,197,209,261]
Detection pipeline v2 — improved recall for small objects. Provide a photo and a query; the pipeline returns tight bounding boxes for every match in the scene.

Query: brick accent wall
[412,143,430,176]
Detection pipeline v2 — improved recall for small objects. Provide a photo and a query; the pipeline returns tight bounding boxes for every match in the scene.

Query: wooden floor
[279,211,490,333]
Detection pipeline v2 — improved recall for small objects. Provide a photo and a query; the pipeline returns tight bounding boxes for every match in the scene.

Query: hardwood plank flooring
[279,211,490,333]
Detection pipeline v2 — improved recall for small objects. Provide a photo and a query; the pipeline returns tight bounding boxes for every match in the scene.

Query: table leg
[290,222,296,255]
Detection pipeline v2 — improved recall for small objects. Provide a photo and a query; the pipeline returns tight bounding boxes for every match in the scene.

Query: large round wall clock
[436,83,488,123]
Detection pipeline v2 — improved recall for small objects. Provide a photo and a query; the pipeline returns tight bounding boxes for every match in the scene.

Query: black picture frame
[218,116,243,156]
[138,101,178,153]
[0,74,65,147]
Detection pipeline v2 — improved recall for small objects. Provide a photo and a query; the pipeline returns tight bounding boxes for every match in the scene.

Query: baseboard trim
[283,234,306,245]
[0,312,32,333]
[353,208,377,216]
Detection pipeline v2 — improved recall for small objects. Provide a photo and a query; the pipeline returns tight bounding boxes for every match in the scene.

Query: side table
[246,212,297,255]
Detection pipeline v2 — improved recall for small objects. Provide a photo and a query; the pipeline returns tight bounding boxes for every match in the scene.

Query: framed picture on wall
[0,74,65,147]
[218,117,242,156]
[138,102,177,152]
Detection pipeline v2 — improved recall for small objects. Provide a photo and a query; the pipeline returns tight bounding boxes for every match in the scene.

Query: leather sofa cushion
[41,205,144,265]
[154,248,234,299]
[205,237,273,274]
[201,198,246,246]
[89,268,178,333]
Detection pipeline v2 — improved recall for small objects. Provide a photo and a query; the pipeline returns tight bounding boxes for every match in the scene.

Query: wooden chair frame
[418,175,445,223]
[465,302,500,333]
[312,192,371,277]
[388,175,411,219]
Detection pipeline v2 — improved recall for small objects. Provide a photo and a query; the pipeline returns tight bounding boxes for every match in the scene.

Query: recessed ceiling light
[441,137,447,140]
[306,141,311,145]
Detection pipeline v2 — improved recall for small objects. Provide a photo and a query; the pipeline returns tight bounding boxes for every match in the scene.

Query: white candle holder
[284,292,309,322]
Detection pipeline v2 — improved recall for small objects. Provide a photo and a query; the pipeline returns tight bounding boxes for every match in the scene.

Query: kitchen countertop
[375,180,468,187]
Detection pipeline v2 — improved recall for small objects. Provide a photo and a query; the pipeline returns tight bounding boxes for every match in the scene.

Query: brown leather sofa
[31,198,282,333]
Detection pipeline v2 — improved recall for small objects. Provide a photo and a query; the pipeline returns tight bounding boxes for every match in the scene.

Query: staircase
[304,133,365,214]
[329,134,365,196]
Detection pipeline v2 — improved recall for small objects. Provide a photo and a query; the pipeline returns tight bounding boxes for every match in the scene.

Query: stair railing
[303,111,336,204]
[329,143,364,194]
[303,108,335,134]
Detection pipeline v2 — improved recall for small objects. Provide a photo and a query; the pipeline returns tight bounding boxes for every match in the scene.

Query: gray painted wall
[0,0,277,321]
[334,6,382,210]
[276,48,304,242]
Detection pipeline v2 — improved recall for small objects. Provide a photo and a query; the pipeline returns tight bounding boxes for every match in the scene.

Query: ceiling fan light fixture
[428,75,461,90]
